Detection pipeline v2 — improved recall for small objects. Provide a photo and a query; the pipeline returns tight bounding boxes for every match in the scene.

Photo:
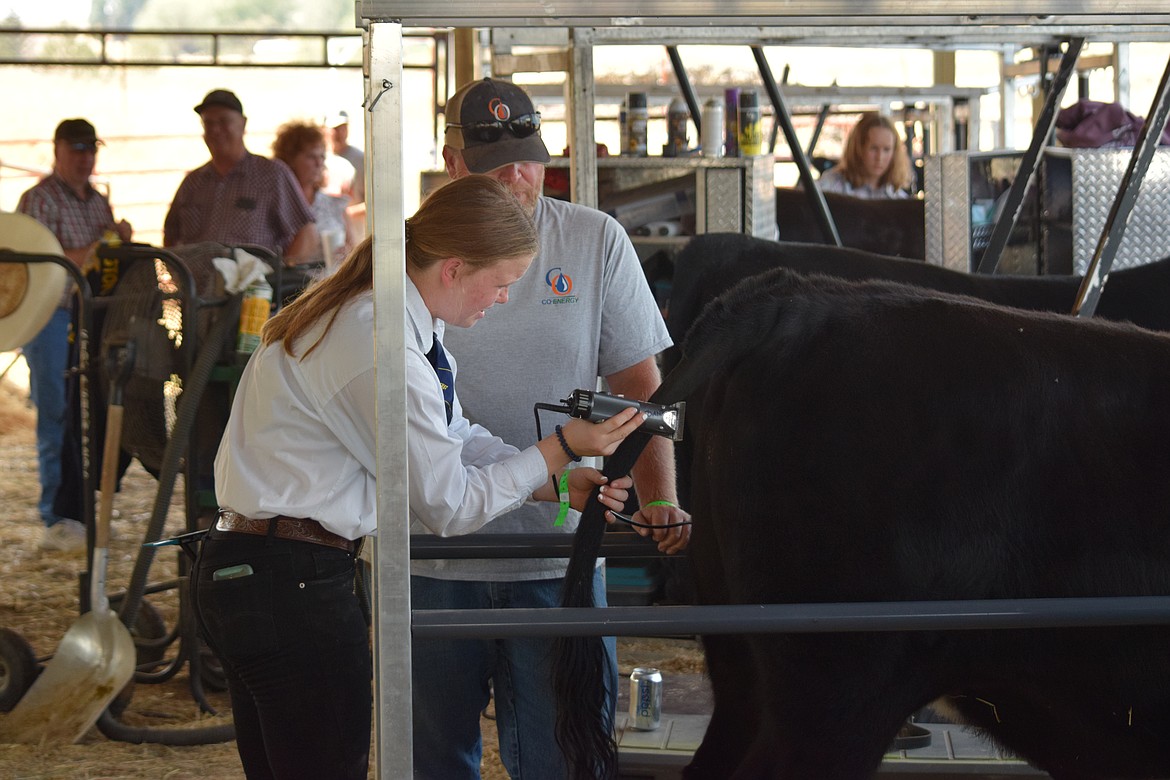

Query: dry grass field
[0,359,704,778]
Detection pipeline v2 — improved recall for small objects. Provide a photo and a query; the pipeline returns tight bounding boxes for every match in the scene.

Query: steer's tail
[553,429,652,779]
[552,345,727,778]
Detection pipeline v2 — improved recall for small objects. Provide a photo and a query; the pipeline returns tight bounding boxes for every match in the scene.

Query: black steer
[555,270,1170,779]
[662,233,1170,532]
[665,233,1170,375]
[774,187,926,259]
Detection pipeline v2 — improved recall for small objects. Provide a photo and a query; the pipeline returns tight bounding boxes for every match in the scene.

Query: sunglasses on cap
[448,112,541,144]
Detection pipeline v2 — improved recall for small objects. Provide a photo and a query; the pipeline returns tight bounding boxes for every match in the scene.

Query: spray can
[93,229,121,295]
[738,89,763,156]
[701,97,724,157]
[236,276,273,354]
[625,92,648,157]
[629,667,663,730]
[665,96,689,157]
[724,88,740,157]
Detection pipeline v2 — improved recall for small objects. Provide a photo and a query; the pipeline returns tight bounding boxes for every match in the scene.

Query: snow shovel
[0,343,137,744]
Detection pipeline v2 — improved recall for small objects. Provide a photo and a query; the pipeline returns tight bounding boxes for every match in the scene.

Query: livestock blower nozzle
[562,389,685,441]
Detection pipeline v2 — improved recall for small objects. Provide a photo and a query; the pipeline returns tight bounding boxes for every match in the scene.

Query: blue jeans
[410,571,618,780]
[23,307,70,527]
[193,531,371,780]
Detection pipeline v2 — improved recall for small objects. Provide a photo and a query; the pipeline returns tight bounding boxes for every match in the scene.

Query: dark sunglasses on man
[449,112,541,144]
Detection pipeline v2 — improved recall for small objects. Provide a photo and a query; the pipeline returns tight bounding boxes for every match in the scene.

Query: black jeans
[192,530,370,780]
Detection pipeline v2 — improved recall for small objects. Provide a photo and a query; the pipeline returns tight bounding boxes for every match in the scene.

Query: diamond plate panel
[1066,148,1170,274]
[937,153,974,272]
[745,155,777,239]
[924,156,943,265]
[700,167,745,233]
[927,152,1045,273]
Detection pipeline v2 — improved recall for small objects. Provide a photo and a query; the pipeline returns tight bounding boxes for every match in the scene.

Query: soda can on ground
[629,667,663,730]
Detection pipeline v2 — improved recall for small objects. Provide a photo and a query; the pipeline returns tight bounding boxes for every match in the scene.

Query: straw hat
[0,212,68,351]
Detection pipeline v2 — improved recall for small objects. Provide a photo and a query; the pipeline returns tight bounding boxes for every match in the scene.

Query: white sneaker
[38,519,87,553]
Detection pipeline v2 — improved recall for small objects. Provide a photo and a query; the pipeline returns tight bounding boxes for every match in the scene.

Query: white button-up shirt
[214,277,548,540]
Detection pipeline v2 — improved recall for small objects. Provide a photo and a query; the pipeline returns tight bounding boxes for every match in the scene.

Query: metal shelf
[548,154,770,170]
[364,2,1170,43]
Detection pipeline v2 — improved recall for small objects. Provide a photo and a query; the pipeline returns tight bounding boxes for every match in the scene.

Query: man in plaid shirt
[17,118,132,552]
[163,89,318,265]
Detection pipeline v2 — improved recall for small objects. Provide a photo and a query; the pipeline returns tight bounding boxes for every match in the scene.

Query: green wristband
[643,500,677,509]
[554,471,571,527]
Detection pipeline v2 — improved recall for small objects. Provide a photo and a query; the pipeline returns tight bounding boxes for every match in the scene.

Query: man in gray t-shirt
[411,77,691,779]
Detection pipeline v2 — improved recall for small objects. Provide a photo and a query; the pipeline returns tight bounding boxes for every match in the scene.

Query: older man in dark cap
[163,89,317,264]
[17,118,132,552]
[411,77,690,779]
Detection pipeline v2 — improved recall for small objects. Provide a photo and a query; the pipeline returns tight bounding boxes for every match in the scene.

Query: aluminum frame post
[367,20,413,780]
[568,29,598,208]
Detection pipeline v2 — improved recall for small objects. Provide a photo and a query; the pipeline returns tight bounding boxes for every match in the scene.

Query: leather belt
[215,510,357,553]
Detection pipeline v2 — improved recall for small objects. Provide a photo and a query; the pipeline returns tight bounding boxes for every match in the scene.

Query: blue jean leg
[22,307,70,526]
[410,571,617,779]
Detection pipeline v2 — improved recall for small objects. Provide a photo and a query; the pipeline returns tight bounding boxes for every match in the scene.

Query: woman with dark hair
[193,174,642,780]
[272,119,356,268]
[818,112,913,199]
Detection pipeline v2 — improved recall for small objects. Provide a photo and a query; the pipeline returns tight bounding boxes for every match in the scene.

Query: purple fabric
[1055,99,1170,148]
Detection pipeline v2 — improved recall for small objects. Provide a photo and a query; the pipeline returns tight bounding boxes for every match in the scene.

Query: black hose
[96,708,235,745]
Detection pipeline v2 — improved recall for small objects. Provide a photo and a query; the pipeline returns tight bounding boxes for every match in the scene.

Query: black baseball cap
[194,89,244,115]
[54,119,102,150]
[444,78,550,173]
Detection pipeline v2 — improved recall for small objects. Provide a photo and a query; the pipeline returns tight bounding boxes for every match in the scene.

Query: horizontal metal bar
[409,532,662,559]
[362,1,1170,21]
[0,59,365,68]
[495,24,1170,47]
[412,596,1170,639]
[9,27,390,39]
[1001,52,1114,78]
[590,24,1170,46]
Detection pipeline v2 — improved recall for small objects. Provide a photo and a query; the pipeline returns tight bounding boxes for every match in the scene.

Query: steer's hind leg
[683,633,763,779]
[728,635,931,779]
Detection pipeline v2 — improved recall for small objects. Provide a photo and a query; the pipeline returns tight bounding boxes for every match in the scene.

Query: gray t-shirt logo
[543,267,578,305]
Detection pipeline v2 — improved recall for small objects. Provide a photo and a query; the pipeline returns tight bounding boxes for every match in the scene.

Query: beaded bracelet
[554,425,582,462]
[643,500,677,510]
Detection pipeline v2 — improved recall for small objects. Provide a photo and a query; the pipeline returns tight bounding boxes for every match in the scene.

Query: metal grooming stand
[89,244,222,711]
[359,3,1170,776]
[79,242,264,740]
